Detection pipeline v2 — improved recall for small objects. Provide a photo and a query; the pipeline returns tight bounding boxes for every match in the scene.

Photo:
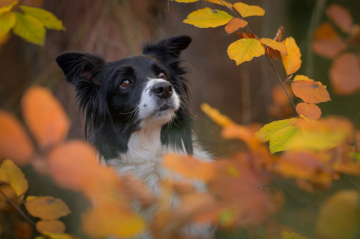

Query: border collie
[56,36,212,238]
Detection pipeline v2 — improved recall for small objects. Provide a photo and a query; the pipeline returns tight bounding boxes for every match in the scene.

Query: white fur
[104,77,213,239]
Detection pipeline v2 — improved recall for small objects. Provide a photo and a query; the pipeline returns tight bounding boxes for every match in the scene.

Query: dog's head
[56,36,193,159]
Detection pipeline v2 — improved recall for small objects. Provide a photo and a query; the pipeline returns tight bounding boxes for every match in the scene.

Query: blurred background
[1,0,360,238]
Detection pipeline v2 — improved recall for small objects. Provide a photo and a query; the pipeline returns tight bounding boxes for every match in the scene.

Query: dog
[56,35,212,238]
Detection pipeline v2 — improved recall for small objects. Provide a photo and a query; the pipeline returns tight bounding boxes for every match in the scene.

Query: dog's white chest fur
[105,126,212,239]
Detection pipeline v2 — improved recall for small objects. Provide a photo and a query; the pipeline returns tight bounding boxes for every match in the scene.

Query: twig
[217,0,296,110]
[0,190,36,227]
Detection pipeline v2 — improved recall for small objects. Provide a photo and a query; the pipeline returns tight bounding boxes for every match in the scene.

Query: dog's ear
[142,35,192,60]
[56,52,105,85]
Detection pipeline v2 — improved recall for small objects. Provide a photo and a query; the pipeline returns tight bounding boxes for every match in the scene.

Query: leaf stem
[0,189,36,227]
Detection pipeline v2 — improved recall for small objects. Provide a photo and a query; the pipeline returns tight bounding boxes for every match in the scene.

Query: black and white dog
[56,36,212,238]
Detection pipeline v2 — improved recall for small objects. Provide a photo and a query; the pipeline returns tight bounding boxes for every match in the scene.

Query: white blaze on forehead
[138,78,180,126]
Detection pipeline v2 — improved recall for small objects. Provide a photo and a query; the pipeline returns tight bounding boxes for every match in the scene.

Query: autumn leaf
[256,118,301,154]
[317,190,360,239]
[225,18,247,34]
[36,220,66,234]
[0,11,16,36]
[330,53,360,95]
[0,168,9,183]
[163,154,216,182]
[20,6,65,30]
[326,4,353,34]
[237,32,257,39]
[201,103,233,127]
[1,159,28,196]
[281,231,309,239]
[173,0,198,2]
[36,232,74,239]
[312,23,347,59]
[21,85,70,150]
[0,0,17,16]
[296,103,321,120]
[291,79,331,104]
[227,38,265,65]
[289,117,353,151]
[25,196,71,220]
[183,8,233,28]
[260,38,287,55]
[233,2,265,18]
[13,12,46,46]
[0,111,34,165]
[82,204,146,238]
[282,37,302,76]
[204,0,232,9]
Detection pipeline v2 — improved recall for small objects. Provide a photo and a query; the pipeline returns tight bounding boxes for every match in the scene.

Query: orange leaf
[25,196,71,220]
[271,84,294,106]
[330,53,360,95]
[326,4,353,34]
[21,85,70,150]
[296,103,322,120]
[282,37,302,76]
[36,220,66,234]
[0,111,34,165]
[225,18,247,34]
[1,159,28,196]
[312,23,347,59]
[291,80,331,104]
[274,26,284,42]
[201,103,233,127]
[163,153,216,182]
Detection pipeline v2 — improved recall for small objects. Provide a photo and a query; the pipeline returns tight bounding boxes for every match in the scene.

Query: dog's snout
[152,82,173,99]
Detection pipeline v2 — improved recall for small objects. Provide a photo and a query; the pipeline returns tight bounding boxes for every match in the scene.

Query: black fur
[56,35,193,159]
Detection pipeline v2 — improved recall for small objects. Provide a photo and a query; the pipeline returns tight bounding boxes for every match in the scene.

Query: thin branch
[266,55,297,109]
[0,190,36,227]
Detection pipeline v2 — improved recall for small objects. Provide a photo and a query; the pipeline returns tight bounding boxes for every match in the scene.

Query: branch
[0,189,36,227]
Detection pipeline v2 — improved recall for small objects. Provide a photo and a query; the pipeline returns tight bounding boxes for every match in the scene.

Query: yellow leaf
[13,12,45,46]
[293,75,312,81]
[1,159,28,196]
[183,7,233,28]
[19,6,65,30]
[256,118,301,154]
[0,11,15,35]
[260,38,287,55]
[42,232,74,239]
[233,2,265,18]
[25,196,71,220]
[204,0,232,9]
[0,167,9,183]
[201,103,233,127]
[174,0,198,2]
[36,220,66,234]
[82,205,146,238]
[256,118,298,141]
[227,38,265,65]
[281,231,309,239]
[317,190,360,239]
[0,0,18,16]
[282,37,302,76]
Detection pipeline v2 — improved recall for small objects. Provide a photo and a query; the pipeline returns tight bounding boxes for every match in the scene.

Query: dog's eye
[158,72,167,80]
[120,79,131,88]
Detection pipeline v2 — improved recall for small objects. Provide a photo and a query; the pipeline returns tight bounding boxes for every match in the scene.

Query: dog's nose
[152,82,173,99]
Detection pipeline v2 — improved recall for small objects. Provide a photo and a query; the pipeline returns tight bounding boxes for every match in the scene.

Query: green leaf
[0,1,18,16]
[256,118,300,154]
[13,12,46,46]
[0,11,16,35]
[183,7,233,28]
[256,118,298,141]
[19,6,65,31]
[269,126,301,154]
